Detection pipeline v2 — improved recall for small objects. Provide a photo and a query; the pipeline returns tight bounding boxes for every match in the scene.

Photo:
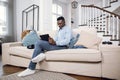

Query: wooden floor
[0,55,112,80]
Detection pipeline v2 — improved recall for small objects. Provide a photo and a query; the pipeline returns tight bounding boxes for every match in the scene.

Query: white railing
[81,5,120,45]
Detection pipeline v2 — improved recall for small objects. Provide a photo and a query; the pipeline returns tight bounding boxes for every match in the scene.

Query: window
[52,3,63,30]
[0,1,7,36]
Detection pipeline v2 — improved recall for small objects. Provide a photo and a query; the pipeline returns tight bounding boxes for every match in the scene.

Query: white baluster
[96,9,99,30]
[84,7,86,25]
[81,7,83,25]
[89,7,91,27]
[108,14,111,35]
[88,7,90,27]
[111,15,115,40]
[83,7,84,25]
[86,7,89,26]
[104,11,106,31]
[116,16,119,40]
[105,13,109,35]
[83,7,86,25]
[103,12,106,35]
[99,10,101,31]
[90,7,92,27]
[87,7,89,26]
[114,16,117,40]
[109,15,112,36]
[118,17,120,45]
[92,8,95,27]
[82,7,85,25]
[85,7,87,25]
[101,10,104,31]
[95,8,98,29]
[91,7,93,27]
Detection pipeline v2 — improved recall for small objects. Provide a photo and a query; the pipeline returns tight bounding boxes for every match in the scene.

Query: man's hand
[48,37,56,45]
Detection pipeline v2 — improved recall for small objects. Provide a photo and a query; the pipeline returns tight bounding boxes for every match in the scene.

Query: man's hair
[57,16,65,21]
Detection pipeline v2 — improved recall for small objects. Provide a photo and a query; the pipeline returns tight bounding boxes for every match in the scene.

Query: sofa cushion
[45,49,101,62]
[73,27,102,49]
[73,27,97,36]
[9,46,33,59]
[76,30,102,49]
[9,47,101,62]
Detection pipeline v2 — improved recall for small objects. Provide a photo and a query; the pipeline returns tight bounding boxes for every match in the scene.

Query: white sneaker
[32,53,45,63]
[17,68,35,77]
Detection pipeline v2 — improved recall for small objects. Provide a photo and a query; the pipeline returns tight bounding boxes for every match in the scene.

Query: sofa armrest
[2,42,23,47]
[2,42,23,65]
[99,45,120,79]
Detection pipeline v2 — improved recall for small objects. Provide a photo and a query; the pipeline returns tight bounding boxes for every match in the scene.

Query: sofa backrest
[37,27,102,50]
[73,27,97,35]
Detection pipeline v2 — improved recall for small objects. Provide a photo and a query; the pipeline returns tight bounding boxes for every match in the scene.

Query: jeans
[28,40,67,70]
[72,45,86,49]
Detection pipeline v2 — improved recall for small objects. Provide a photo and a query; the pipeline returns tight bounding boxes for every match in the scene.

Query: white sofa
[2,27,120,80]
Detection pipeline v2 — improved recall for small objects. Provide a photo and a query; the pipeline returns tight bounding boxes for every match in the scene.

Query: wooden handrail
[81,5,120,18]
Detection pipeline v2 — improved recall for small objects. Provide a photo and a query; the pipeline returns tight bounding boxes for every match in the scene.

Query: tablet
[40,34,49,41]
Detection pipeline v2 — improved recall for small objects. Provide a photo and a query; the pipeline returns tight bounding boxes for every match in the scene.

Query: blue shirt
[53,26,73,46]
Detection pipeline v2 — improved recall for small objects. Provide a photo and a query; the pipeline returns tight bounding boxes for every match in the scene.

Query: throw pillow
[67,33,80,48]
[22,31,40,46]
[73,45,86,49]
[75,30,102,49]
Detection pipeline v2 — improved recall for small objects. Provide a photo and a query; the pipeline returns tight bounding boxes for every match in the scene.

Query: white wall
[14,0,53,41]
[53,0,70,28]
[42,0,52,31]
[71,5,80,28]
[71,0,102,28]
[14,0,71,41]
[14,0,41,41]
[66,3,71,28]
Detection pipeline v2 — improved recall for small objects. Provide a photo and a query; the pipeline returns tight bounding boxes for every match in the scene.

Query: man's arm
[48,37,56,45]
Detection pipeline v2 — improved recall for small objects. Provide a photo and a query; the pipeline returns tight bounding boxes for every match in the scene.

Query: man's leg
[18,40,50,77]
[18,40,67,77]
[31,45,67,63]
[28,39,58,69]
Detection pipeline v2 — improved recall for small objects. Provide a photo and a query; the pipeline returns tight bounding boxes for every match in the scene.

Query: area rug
[0,70,77,80]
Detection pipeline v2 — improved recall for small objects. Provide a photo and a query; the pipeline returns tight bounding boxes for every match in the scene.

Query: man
[18,16,73,77]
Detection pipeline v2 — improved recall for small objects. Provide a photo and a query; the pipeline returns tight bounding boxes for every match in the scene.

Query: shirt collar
[59,25,66,30]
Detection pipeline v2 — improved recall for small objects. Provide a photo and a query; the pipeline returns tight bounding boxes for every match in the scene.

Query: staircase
[103,0,118,8]
[80,4,120,46]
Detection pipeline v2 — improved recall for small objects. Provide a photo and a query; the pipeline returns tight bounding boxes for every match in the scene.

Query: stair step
[103,35,112,37]
[102,41,112,45]
[110,0,118,3]
[111,41,119,45]
[103,6,111,8]
[78,24,87,26]
[97,31,105,33]
[110,39,120,41]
